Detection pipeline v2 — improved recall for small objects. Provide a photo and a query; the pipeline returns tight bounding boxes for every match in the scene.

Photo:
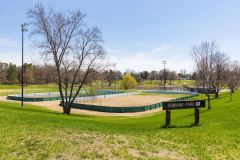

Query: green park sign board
[162,100,205,110]
[162,100,206,127]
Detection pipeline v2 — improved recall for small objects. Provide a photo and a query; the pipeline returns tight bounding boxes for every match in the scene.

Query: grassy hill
[0,92,239,159]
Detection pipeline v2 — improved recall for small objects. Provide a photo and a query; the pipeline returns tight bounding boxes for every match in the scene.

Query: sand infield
[78,94,174,107]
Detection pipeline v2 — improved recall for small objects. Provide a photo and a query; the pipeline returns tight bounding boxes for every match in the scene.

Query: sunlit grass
[0,91,239,159]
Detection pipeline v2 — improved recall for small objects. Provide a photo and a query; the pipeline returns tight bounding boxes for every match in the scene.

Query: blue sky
[1,0,240,73]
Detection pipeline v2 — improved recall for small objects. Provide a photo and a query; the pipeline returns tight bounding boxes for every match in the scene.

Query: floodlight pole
[21,23,28,106]
[162,61,166,91]
[113,63,116,89]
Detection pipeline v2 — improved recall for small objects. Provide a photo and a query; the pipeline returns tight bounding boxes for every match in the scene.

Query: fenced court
[70,91,199,113]
[5,89,199,113]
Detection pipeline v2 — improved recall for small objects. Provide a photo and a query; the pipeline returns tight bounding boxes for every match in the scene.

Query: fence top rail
[142,90,199,95]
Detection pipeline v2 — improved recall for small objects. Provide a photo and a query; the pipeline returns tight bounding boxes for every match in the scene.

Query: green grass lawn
[0,84,59,96]
[142,80,194,87]
[0,83,138,96]
[0,84,58,89]
[92,79,195,89]
[0,91,239,159]
[139,92,191,99]
[0,79,194,96]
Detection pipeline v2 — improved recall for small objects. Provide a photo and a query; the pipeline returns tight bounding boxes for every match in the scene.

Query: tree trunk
[230,92,232,102]
[215,91,219,98]
[207,95,211,109]
[62,101,67,114]
[66,105,71,114]
[63,110,70,114]
[231,88,235,93]
[108,81,112,87]
[63,102,71,115]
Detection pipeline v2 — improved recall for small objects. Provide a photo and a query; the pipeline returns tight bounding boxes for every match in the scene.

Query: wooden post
[165,110,171,127]
[194,108,199,125]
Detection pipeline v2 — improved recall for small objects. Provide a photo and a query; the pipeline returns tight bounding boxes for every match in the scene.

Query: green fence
[70,93,199,113]
[7,95,62,102]
[7,90,125,102]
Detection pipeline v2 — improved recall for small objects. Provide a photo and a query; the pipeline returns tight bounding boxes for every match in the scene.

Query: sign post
[194,108,199,125]
[166,110,171,126]
[162,100,205,127]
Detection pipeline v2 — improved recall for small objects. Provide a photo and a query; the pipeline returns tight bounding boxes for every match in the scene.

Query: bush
[121,74,137,89]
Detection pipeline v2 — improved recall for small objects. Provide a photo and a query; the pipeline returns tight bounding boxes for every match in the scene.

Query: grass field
[0,91,239,159]
[0,84,59,96]
[0,79,194,96]
[142,80,194,87]
[87,79,194,89]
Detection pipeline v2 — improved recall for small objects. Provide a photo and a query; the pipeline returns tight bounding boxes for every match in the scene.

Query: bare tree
[158,70,164,85]
[191,41,217,109]
[103,69,115,87]
[28,3,105,114]
[169,71,177,85]
[130,71,143,85]
[227,61,240,101]
[149,71,157,84]
[212,52,229,98]
[140,71,149,80]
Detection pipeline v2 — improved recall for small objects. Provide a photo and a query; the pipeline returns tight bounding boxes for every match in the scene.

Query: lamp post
[21,23,28,106]
[113,63,116,89]
[162,61,166,91]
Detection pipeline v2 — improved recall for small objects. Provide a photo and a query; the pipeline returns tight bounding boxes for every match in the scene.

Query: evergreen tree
[7,63,18,84]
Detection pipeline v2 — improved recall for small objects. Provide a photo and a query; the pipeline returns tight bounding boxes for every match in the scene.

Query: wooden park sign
[162,100,206,127]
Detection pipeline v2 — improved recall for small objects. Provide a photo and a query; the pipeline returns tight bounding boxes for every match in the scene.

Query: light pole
[162,61,166,91]
[113,63,116,89]
[21,23,28,106]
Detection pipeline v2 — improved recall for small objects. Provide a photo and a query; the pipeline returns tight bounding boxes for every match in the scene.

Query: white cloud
[152,44,174,53]
[107,41,240,73]
[107,44,194,73]
[0,38,196,73]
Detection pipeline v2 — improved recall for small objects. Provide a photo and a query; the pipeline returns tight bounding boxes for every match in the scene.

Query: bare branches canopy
[28,3,106,114]
[191,41,230,108]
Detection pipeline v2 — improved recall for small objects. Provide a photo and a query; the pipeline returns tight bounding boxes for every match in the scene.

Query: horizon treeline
[0,62,192,86]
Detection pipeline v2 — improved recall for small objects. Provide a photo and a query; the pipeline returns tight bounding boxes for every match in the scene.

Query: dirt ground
[79,94,174,107]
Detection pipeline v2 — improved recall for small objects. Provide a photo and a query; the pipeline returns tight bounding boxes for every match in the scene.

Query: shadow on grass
[159,123,201,129]
[3,104,116,121]
[0,102,100,119]
[0,104,61,115]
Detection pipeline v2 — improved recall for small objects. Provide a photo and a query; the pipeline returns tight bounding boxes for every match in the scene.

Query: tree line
[0,63,56,84]
[0,62,190,87]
